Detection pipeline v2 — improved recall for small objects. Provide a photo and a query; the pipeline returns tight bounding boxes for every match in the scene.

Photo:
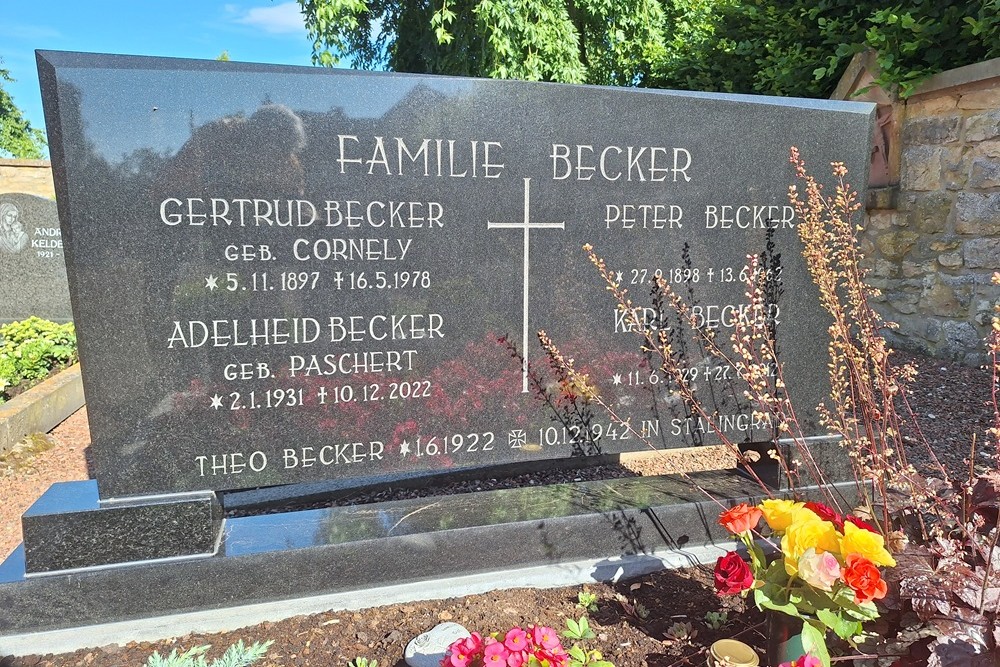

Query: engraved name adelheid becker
[37,50,875,498]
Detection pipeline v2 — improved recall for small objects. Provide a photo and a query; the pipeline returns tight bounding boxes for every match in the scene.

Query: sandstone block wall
[0,159,55,199]
[855,59,1000,366]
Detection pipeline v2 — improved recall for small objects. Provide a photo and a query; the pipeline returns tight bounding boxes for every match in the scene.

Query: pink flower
[778,655,822,667]
[504,627,528,652]
[546,644,569,667]
[531,625,561,650]
[484,642,509,666]
[534,648,568,667]
[445,643,472,667]
[797,547,842,591]
[506,650,527,667]
[443,632,484,667]
[463,632,484,655]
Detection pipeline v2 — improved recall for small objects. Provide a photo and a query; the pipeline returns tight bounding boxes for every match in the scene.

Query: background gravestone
[0,193,72,324]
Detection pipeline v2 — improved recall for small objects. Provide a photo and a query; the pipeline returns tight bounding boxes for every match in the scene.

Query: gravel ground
[894,349,996,478]
[0,349,996,665]
[0,407,92,560]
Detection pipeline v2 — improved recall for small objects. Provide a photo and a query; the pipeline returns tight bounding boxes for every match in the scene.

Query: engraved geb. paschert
[37,51,875,498]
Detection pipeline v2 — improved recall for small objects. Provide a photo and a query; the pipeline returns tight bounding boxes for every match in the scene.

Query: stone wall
[0,159,55,199]
[840,56,1000,366]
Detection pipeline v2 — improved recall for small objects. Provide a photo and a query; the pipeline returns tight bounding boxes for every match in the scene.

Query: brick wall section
[0,159,55,199]
[859,61,1000,366]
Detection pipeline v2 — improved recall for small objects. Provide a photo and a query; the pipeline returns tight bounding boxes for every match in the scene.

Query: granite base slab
[0,471,861,655]
[21,480,223,574]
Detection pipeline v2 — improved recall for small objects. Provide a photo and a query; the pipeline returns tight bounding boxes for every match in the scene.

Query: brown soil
[0,349,995,666]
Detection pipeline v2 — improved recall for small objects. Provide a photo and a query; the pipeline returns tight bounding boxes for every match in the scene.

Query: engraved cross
[488,177,565,393]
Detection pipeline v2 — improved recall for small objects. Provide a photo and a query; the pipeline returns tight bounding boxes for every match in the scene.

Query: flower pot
[708,639,760,666]
[765,613,806,666]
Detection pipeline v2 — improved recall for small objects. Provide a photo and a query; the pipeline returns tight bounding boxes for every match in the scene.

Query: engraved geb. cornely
[0,200,29,255]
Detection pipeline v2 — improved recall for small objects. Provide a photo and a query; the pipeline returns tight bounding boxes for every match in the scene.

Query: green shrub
[0,316,77,403]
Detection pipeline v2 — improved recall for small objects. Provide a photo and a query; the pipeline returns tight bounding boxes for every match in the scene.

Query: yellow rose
[840,522,896,567]
[760,499,804,533]
[782,518,841,576]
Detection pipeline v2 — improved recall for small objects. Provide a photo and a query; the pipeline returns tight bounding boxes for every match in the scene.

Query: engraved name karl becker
[487,177,565,393]
[0,201,28,255]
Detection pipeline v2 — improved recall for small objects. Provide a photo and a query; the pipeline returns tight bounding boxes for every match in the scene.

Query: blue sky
[1,2,325,152]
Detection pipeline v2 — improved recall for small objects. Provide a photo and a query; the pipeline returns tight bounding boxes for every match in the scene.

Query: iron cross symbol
[488,177,565,393]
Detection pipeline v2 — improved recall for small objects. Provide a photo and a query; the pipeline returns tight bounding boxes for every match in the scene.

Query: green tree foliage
[296,0,667,86]
[653,0,1000,98]
[0,60,46,159]
[862,1,1000,96]
[651,0,877,97]
[297,0,1000,98]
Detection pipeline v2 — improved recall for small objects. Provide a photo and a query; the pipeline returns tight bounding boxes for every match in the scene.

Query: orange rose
[719,503,763,535]
[841,554,887,603]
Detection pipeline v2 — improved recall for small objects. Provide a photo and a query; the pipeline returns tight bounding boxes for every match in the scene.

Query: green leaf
[748,541,767,571]
[564,616,596,640]
[815,608,861,641]
[754,590,800,617]
[800,621,831,667]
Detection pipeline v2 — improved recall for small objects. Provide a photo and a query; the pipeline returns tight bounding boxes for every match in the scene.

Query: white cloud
[233,2,306,35]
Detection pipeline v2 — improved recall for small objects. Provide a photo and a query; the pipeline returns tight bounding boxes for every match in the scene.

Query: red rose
[844,515,878,534]
[714,552,755,595]
[842,554,888,603]
[804,501,844,531]
[719,502,763,535]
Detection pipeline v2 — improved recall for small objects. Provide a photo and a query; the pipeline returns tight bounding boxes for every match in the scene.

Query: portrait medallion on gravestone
[0,192,72,324]
[37,51,875,499]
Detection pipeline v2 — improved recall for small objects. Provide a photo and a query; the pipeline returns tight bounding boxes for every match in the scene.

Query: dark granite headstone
[0,51,875,649]
[0,193,72,324]
[34,51,874,501]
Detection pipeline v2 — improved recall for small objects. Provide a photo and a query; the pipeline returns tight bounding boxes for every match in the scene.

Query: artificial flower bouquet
[713,500,897,666]
[441,625,568,667]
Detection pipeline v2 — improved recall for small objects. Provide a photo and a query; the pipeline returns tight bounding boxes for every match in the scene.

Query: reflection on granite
[224,473,740,557]
[0,471,862,637]
[22,479,100,515]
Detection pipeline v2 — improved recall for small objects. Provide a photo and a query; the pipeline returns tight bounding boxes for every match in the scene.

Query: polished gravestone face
[0,192,72,324]
[37,51,875,499]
